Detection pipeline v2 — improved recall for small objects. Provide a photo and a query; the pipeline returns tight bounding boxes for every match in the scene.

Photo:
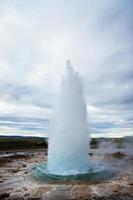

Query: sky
[0,0,133,138]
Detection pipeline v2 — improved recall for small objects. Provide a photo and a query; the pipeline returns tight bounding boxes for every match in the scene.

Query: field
[0,136,48,151]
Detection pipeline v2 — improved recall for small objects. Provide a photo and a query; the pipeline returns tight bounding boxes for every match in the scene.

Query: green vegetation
[114,138,124,149]
[0,136,129,151]
[90,138,99,149]
[0,136,48,151]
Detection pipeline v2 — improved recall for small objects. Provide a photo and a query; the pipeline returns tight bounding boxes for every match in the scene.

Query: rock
[43,185,71,200]
[112,152,126,159]
[22,164,27,168]
[0,193,9,199]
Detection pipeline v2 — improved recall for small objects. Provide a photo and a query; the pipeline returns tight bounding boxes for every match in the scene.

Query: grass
[0,136,48,151]
[0,136,130,151]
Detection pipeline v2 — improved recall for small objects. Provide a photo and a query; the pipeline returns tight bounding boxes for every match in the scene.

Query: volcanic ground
[0,137,133,200]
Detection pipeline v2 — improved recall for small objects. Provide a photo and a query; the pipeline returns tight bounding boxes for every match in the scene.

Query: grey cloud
[0,0,133,137]
[0,115,50,133]
[0,83,54,109]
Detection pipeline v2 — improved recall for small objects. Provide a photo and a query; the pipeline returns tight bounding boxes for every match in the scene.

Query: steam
[47,61,89,175]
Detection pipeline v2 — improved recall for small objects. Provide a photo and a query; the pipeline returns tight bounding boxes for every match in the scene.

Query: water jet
[30,61,115,183]
[47,60,89,175]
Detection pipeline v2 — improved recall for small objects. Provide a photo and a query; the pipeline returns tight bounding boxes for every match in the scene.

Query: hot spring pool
[30,162,116,184]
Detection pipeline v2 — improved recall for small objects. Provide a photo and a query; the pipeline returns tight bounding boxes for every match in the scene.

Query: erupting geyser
[30,61,115,182]
[47,60,90,175]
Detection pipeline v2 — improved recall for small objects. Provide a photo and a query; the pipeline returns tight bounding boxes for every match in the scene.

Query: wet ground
[0,147,133,200]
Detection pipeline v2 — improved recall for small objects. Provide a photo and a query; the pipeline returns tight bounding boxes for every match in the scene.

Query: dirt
[0,147,133,200]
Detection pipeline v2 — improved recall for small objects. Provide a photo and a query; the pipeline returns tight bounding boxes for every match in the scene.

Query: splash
[47,61,90,175]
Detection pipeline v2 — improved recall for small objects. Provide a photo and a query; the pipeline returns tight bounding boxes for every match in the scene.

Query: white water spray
[47,61,89,175]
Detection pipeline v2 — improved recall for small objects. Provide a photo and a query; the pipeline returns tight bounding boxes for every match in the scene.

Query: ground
[0,138,133,200]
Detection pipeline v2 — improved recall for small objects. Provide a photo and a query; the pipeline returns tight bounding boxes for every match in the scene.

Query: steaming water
[47,61,90,175]
[30,61,116,182]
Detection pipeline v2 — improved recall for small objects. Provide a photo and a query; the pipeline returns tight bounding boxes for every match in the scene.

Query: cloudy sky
[0,0,133,138]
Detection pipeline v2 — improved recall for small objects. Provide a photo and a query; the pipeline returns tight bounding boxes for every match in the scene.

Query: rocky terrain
[0,138,133,200]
